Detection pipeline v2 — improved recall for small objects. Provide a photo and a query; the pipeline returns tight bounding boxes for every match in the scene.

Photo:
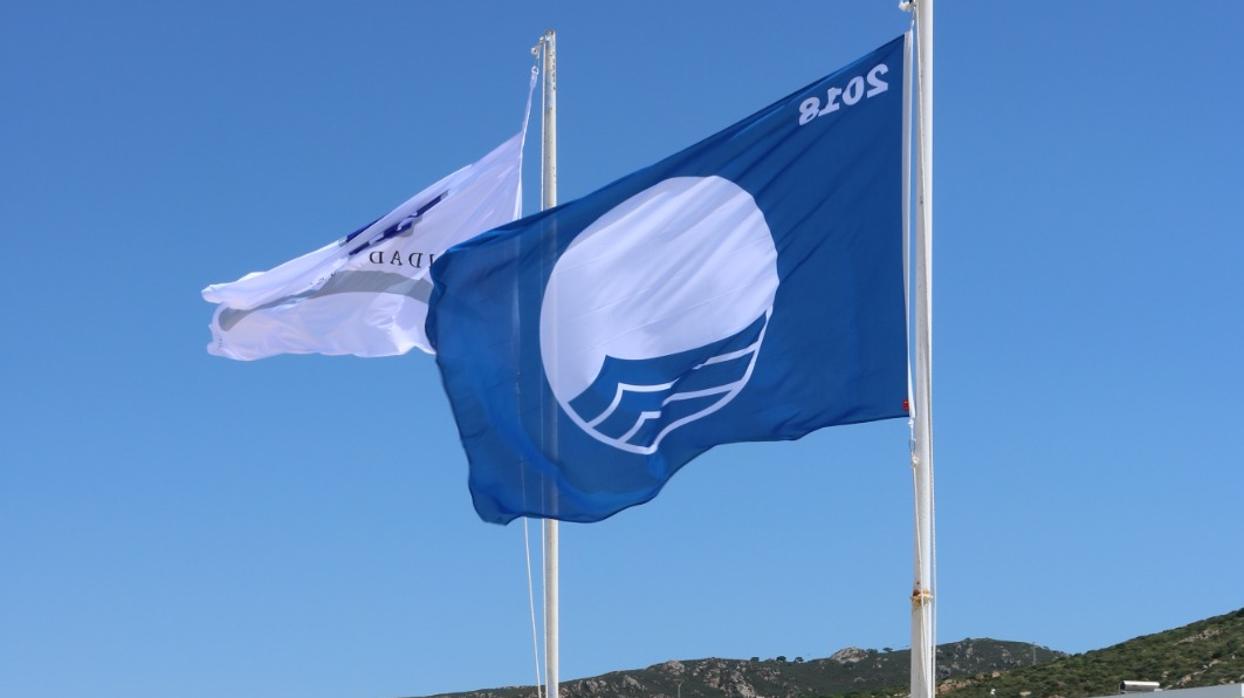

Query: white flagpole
[537,28,560,698]
[909,1,936,698]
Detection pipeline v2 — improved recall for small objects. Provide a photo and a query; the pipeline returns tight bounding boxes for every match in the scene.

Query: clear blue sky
[2,2,1241,697]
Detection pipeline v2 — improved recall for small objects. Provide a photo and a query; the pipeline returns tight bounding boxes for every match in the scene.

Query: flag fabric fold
[427,36,910,524]
[203,71,536,360]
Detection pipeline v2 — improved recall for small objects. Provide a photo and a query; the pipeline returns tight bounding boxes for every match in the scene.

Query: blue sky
[2,2,1242,698]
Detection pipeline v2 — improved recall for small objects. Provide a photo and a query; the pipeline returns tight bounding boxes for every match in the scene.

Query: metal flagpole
[908,2,936,698]
[537,28,560,698]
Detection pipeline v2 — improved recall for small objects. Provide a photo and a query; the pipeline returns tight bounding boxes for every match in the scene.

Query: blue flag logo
[542,175,779,455]
[428,36,909,523]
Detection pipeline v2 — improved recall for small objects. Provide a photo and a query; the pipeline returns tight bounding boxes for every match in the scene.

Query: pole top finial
[532,29,556,56]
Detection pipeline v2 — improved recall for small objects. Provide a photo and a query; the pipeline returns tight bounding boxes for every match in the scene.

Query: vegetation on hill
[934,607,1244,698]
[414,607,1244,698]
[417,639,1060,698]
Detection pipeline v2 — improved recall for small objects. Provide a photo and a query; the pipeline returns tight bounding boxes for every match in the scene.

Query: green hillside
[936,607,1244,698]
[413,607,1244,698]
[417,639,1061,698]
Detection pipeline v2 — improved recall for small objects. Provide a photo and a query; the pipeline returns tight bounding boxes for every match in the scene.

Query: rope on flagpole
[517,43,545,698]
[522,518,544,698]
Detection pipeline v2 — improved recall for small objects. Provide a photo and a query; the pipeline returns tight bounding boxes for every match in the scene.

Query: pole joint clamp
[911,587,934,608]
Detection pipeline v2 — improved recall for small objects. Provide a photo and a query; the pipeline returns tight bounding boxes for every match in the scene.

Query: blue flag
[428,36,909,523]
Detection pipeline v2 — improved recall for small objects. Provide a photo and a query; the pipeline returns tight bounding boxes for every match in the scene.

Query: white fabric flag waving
[203,78,532,360]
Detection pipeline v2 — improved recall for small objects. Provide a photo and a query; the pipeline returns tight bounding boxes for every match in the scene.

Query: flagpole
[909,2,936,698]
[537,28,560,698]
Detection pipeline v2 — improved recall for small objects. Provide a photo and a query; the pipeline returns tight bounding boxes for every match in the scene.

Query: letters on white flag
[202,130,526,360]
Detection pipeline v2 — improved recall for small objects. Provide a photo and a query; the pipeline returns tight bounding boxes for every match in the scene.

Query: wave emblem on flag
[541,176,779,455]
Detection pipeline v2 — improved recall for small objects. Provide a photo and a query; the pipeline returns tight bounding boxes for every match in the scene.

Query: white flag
[203,77,533,360]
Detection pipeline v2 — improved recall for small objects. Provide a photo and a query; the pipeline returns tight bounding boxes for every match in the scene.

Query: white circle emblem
[540,176,780,454]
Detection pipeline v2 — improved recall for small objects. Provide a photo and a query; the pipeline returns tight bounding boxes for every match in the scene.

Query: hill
[415,607,1244,698]
[936,607,1244,698]
[416,639,1062,698]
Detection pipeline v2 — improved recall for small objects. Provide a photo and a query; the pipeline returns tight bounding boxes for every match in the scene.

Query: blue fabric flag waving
[428,36,909,524]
